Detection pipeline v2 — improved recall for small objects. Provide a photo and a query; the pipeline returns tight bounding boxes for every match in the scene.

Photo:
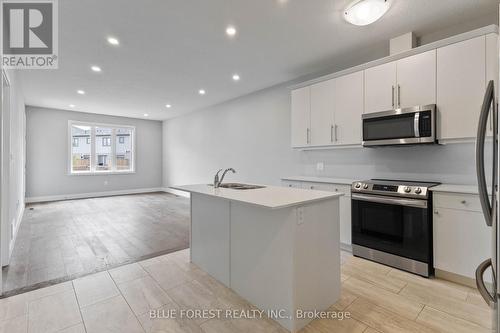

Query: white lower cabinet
[282,180,352,247]
[433,192,491,282]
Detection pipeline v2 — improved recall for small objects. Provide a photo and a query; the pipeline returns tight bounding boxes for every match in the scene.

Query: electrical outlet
[316,162,324,171]
[297,207,304,225]
[104,180,109,186]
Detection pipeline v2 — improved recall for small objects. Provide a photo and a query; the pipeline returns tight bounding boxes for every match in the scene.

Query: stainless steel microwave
[362,104,436,147]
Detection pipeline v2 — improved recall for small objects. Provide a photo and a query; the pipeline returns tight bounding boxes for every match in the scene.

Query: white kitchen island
[171,184,342,332]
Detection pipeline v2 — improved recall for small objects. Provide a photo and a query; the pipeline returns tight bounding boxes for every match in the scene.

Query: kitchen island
[171,184,342,332]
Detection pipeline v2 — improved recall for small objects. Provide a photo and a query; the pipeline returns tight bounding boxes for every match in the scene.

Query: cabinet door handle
[330,125,334,143]
[334,124,338,142]
[397,84,401,108]
[306,128,310,144]
[392,85,395,108]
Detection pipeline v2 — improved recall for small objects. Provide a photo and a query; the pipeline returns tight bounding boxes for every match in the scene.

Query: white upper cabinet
[333,71,364,145]
[310,79,335,146]
[396,50,436,108]
[364,61,397,113]
[437,36,486,140]
[291,29,498,148]
[291,86,310,147]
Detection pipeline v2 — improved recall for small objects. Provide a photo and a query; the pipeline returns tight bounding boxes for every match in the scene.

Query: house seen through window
[70,122,134,174]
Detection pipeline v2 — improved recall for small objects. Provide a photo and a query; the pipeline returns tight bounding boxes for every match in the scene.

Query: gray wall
[26,107,163,199]
[163,83,482,188]
[2,70,26,265]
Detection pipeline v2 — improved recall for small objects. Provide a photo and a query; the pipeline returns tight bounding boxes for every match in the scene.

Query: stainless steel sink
[218,183,265,190]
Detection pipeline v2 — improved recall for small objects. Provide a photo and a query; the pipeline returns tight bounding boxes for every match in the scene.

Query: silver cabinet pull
[330,125,334,143]
[334,124,338,142]
[306,128,310,144]
[397,84,401,108]
[392,85,395,108]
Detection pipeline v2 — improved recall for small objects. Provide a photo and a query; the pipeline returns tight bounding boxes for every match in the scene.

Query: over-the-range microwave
[362,104,437,147]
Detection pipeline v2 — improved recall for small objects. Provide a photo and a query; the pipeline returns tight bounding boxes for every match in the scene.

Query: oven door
[351,193,431,264]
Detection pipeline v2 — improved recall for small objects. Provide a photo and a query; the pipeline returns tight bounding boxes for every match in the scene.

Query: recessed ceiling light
[69,104,76,108]
[344,0,391,26]
[91,65,102,72]
[225,26,237,37]
[199,89,206,95]
[77,90,85,95]
[144,113,149,117]
[232,74,240,81]
[107,37,119,46]
[165,104,172,108]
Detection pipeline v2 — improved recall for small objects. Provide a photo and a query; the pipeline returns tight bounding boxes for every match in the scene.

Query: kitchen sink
[218,183,265,190]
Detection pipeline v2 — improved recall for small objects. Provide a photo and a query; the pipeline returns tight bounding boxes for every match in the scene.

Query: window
[69,121,135,174]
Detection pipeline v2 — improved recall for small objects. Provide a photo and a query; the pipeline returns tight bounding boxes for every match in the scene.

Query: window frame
[68,120,136,175]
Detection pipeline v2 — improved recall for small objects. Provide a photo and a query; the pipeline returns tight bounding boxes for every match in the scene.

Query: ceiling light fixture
[165,104,172,108]
[225,26,237,37]
[144,113,149,117]
[91,65,102,72]
[199,89,206,95]
[107,37,120,46]
[344,0,391,26]
[232,74,240,81]
[77,90,85,95]
[69,104,76,108]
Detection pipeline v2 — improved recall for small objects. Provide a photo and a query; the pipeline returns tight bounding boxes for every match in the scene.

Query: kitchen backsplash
[299,142,489,185]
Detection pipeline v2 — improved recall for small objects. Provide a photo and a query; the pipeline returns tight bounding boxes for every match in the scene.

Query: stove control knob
[404,186,411,193]
[415,187,422,194]
[355,183,361,189]
[363,184,369,189]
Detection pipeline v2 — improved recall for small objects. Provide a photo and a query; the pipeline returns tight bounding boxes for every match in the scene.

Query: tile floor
[0,249,492,333]
[3,193,190,294]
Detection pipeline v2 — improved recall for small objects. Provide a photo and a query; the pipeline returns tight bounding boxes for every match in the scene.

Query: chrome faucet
[214,168,236,188]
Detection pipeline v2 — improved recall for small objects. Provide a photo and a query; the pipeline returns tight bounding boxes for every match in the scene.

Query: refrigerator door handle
[476,258,496,307]
[476,80,496,227]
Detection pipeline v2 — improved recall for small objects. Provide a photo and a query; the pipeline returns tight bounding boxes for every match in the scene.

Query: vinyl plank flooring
[3,192,190,294]
[416,306,492,333]
[399,282,492,329]
[343,276,424,320]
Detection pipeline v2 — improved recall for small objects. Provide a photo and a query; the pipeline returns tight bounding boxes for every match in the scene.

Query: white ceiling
[20,0,498,120]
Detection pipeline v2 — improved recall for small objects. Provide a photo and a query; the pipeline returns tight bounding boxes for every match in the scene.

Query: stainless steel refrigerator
[476,79,498,332]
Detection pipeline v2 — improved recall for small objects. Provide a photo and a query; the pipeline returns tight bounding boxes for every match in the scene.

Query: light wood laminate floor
[0,249,492,333]
[2,193,190,295]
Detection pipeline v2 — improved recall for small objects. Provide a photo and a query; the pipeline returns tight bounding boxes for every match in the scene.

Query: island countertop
[170,184,343,209]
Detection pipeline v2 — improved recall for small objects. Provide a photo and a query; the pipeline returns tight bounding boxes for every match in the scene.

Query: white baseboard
[340,243,352,252]
[163,187,190,198]
[26,187,164,203]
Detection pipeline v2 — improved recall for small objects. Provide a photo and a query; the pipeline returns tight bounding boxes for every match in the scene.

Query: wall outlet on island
[316,162,324,172]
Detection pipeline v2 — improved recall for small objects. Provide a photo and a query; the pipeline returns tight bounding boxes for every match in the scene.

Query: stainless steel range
[351,179,440,277]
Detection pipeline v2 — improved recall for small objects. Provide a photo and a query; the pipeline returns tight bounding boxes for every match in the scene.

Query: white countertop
[281,176,354,185]
[430,184,479,195]
[170,184,342,209]
[283,176,480,195]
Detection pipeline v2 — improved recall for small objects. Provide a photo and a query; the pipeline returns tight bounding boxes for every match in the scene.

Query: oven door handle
[351,193,428,208]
